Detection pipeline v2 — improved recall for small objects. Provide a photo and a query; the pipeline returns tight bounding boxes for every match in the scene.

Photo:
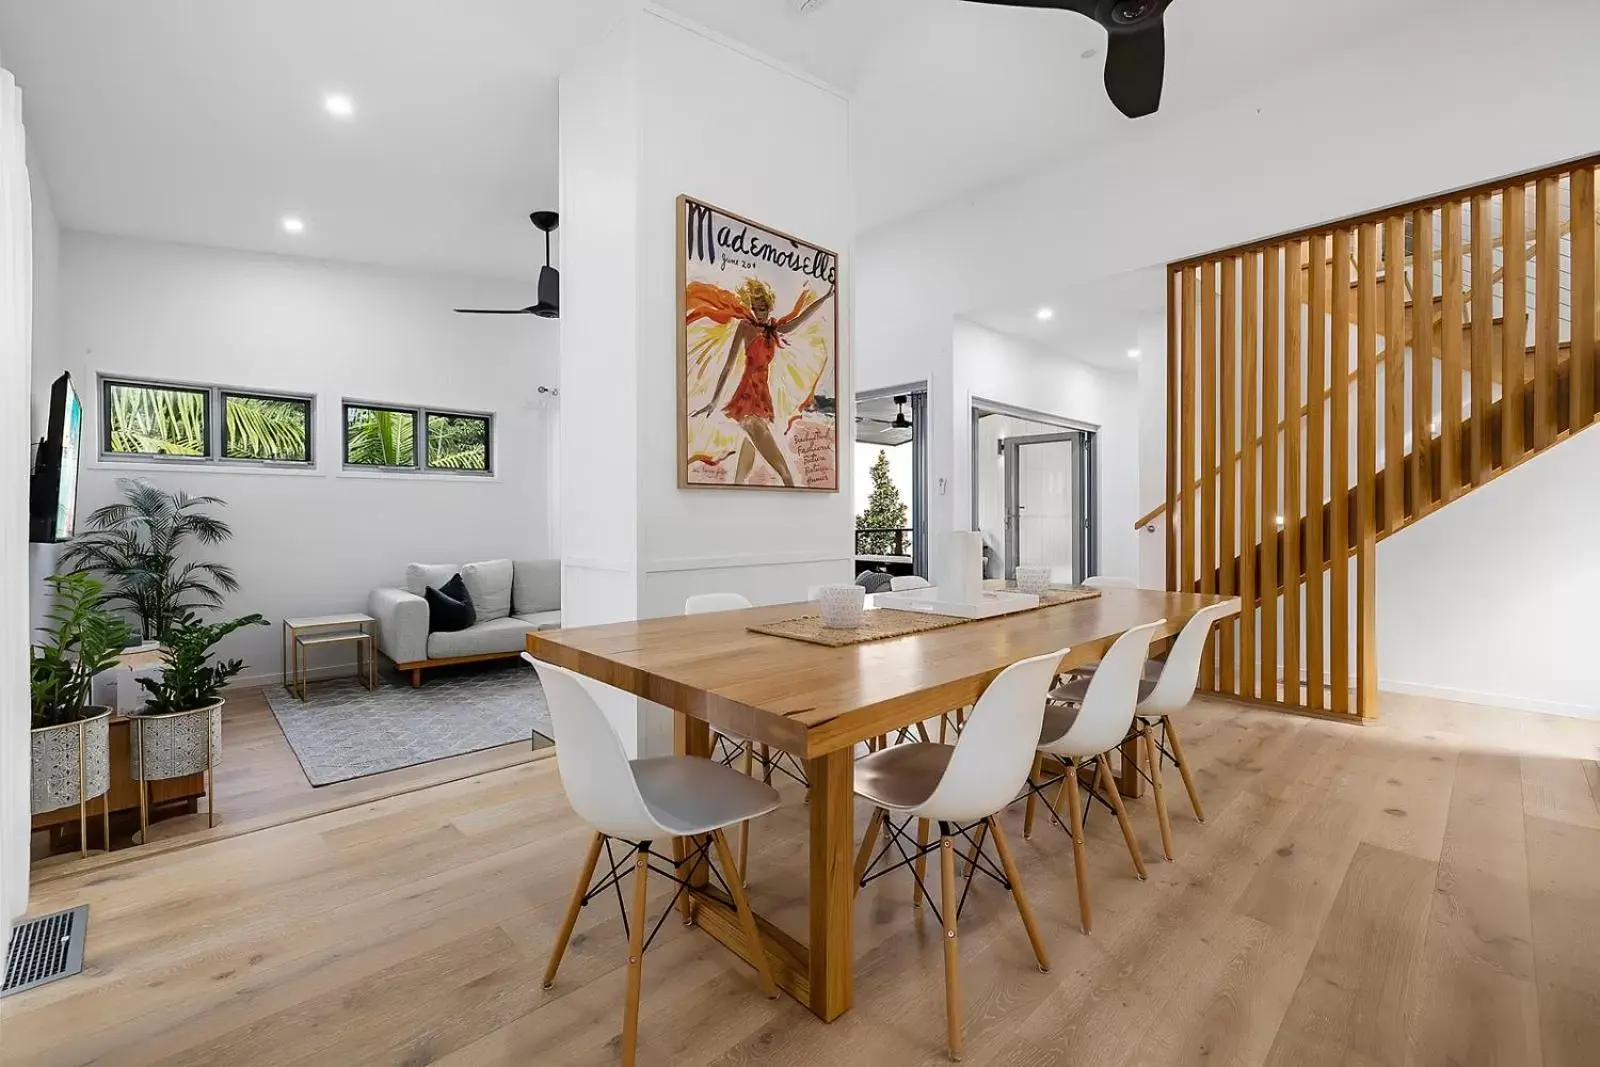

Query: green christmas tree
[855,449,909,556]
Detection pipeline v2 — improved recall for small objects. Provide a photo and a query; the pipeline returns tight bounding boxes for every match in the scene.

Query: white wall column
[1135,312,1167,588]
[559,4,854,754]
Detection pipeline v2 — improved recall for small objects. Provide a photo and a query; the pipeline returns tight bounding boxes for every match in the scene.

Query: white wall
[1377,430,1600,717]
[559,5,854,754]
[49,233,558,682]
[2,47,50,937]
[633,7,855,620]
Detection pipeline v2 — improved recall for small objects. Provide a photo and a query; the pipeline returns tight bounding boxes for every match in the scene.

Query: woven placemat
[749,586,1102,648]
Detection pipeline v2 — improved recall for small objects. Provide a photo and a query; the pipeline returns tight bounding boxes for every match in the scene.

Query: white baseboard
[1249,666,1599,722]
[1377,678,1600,721]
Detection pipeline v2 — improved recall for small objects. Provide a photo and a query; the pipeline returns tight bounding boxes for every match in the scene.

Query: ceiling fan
[455,211,560,318]
[857,395,913,430]
[962,0,1175,119]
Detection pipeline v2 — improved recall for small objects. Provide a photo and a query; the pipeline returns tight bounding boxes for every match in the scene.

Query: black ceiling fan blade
[1103,19,1165,118]
[454,307,535,315]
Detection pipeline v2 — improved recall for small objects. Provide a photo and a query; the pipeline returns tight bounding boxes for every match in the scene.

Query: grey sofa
[368,558,561,685]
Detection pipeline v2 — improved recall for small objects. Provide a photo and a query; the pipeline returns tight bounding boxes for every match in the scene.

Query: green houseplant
[60,477,240,642]
[31,572,134,728]
[129,611,266,835]
[136,612,268,713]
[29,572,132,833]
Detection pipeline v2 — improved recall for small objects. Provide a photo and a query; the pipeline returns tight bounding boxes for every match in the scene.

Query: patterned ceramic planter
[29,708,112,817]
[129,700,224,781]
[129,700,224,836]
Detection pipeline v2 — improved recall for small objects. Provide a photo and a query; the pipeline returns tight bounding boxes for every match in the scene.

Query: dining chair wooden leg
[544,832,605,988]
[1162,716,1206,823]
[1023,753,1044,839]
[914,818,930,908]
[759,744,773,785]
[916,720,933,743]
[987,816,1049,973]
[737,741,755,884]
[620,844,652,1067]
[1141,722,1175,862]
[940,714,949,744]
[939,833,965,1062]
[1094,756,1147,881]
[853,807,886,888]
[1062,766,1092,935]
[712,829,778,998]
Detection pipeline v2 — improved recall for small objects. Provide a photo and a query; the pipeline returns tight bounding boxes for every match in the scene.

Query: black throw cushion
[425,573,477,633]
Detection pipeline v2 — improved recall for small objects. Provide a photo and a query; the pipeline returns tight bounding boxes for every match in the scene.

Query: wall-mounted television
[30,372,83,543]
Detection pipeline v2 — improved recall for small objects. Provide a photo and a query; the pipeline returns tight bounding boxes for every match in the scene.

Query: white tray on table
[872,586,1041,619]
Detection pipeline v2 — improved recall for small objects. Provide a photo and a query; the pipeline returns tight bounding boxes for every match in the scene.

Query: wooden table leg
[806,748,854,1022]
[1116,734,1146,799]
[674,714,714,924]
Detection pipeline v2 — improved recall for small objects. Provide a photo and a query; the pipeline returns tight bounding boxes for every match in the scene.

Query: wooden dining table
[526,587,1235,1023]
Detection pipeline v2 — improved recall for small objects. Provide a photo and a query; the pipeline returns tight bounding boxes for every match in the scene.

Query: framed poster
[677,195,839,491]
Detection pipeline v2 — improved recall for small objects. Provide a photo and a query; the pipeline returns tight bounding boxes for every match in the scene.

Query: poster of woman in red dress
[679,196,839,490]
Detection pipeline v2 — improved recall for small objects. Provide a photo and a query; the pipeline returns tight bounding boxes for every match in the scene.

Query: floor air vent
[3,905,88,998]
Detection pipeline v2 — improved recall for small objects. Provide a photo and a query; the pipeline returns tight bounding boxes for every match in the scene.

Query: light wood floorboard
[30,682,546,876]
[5,693,1600,1066]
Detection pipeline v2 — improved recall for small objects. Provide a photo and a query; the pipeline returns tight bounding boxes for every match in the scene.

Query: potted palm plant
[30,573,134,852]
[59,477,239,643]
[129,612,266,833]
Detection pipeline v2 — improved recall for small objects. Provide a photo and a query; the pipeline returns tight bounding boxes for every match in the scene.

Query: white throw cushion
[405,563,458,598]
[460,558,514,622]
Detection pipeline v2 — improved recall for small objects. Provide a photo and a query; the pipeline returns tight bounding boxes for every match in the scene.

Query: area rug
[264,663,554,787]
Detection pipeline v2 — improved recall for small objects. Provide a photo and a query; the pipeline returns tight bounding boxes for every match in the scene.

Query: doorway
[854,383,928,577]
[972,400,1098,584]
[1003,431,1092,583]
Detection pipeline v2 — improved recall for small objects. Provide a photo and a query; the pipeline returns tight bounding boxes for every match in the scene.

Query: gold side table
[283,614,377,701]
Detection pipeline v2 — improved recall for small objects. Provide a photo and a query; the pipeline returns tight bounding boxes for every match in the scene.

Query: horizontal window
[223,392,312,463]
[101,377,314,467]
[426,413,491,473]
[104,380,211,458]
[342,401,494,475]
[344,404,417,468]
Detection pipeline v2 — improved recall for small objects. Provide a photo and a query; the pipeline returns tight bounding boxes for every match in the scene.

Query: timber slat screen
[1164,155,1600,719]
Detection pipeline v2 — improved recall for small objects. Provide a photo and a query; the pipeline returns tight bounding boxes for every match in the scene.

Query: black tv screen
[29,372,83,543]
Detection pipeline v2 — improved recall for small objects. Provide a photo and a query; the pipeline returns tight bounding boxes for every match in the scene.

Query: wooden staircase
[1154,154,1599,720]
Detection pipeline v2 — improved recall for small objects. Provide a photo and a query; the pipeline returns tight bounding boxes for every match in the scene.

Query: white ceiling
[1,0,1447,281]
[968,266,1166,372]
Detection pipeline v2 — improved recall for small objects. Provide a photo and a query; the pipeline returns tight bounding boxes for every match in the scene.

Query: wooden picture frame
[677,194,840,492]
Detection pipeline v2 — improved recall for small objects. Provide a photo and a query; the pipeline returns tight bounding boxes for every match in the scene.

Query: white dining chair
[1025,620,1163,934]
[524,654,780,1067]
[1082,575,1139,590]
[1127,600,1240,858]
[1048,600,1238,860]
[888,574,932,591]
[851,648,1062,1061]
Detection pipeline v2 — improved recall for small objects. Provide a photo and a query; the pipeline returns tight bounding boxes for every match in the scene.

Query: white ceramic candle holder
[1014,565,1052,597]
[818,584,866,629]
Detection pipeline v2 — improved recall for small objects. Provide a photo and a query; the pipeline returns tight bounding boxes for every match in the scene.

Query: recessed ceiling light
[324,93,355,118]
[281,215,305,234]
[1036,307,1055,322]
[1127,348,1142,360]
